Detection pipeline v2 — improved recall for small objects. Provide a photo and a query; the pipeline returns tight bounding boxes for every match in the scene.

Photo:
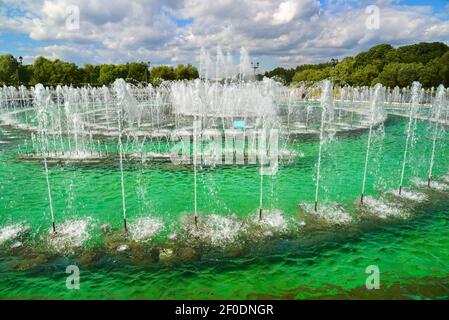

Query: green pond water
[1,114,449,299]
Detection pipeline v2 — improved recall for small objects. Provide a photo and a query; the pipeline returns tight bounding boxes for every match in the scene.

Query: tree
[419,59,442,88]
[150,65,176,84]
[396,42,449,64]
[352,64,379,87]
[397,63,424,88]
[48,59,82,86]
[30,56,54,86]
[127,62,149,82]
[378,63,401,87]
[264,67,296,84]
[0,54,18,85]
[82,64,101,85]
[332,57,355,85]
[354,44,394,70]
[438,51,449,87]
[292,67,331,83]
[174,64,199,80]
[98,64,128,85]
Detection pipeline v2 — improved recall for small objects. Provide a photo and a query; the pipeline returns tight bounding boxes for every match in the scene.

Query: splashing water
[0,224,29,245]
[250,209,290,234]
[180,214,242,247]
[47,218,91,253]
[128,217,164,242]
[301,203,352,225]
[361,196,409,219]
[411,178,449,191]
[388,189,428,203]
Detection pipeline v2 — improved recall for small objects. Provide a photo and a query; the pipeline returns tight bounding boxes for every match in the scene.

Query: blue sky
[0,0,448,70]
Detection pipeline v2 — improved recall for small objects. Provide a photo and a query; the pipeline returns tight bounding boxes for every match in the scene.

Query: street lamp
[17,56,23,86]
[251,61,260,77]
[146,60,151,83]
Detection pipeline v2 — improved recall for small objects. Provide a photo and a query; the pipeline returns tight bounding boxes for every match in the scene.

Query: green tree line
[0,55,198,86]
[264,42,449,88]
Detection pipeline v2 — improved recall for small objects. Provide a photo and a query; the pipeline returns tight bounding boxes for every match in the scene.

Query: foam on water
[300,204,352,225]
[0,224,29,245]
[361,196,409,219]
[47,218,91,253]
[387,189,428,202]
[442,174,449,184]
[204,214,242,246]
[22,151,106,161]
[411,178,449,191]
[251,209,290,234]
[128,216,164,242]
[181,214,242,247]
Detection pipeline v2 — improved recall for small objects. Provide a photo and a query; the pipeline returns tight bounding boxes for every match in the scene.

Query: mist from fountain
[427,85,447,186]
[361,83,386,203]
[3,71,449,256]
[399,82,421,195]
[314,80,335,212]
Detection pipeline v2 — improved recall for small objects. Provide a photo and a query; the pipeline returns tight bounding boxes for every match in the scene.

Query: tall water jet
[361,84,385,203]
[314,80,334,211]
[258,128,266,220]
[399,82,421,195]
[193,117,200,227]
[114,80,128,231]
[239,47,252,81]
[427,85,447,187]
[34,84,56,232]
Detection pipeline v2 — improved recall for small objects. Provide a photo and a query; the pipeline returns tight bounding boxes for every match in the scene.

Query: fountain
[360,83,385,203]
[314,80,335,212]
[398,82,421,195]
[2,50,449,268]
[427,85,447,187]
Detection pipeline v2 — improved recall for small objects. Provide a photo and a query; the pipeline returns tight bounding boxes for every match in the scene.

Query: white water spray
[399,82,421,195]
[427,85,447,187]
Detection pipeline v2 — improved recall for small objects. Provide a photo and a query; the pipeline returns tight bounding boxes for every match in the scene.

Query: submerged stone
[178,247,199,262]
[159,248,174,261]
[117,244,129,252]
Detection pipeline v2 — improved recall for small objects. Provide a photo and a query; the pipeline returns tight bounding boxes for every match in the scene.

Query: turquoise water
[1,114,449,299]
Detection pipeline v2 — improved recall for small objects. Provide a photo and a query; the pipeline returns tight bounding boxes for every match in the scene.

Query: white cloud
[273,1,298,25]
[0,0,448,69]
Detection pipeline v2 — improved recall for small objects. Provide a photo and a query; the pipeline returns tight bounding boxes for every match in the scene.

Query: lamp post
[251,61,260,78]
[17,56,23,86]
[146,61,151,83]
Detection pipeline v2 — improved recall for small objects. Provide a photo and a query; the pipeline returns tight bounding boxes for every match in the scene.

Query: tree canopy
[2,42,448,88]
[264,42,449,88]
[0,56,199,87]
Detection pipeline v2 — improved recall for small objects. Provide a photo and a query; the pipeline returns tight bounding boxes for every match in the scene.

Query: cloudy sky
[0,0,448,70]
